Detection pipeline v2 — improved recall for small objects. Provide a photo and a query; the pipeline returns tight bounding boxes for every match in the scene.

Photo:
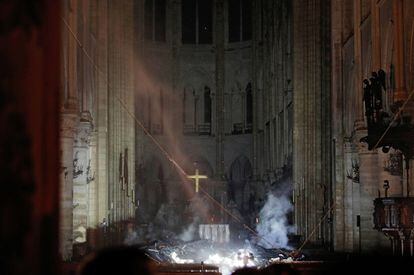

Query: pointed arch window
[182,0,213,44]
[155,88,164,134]
[198,86,212,135]
[183,88,196,134]
[144,0,166,42]
[204,86,212,123]
[144,0,153,39]
[228,0,252,42]
[148,88,164,135]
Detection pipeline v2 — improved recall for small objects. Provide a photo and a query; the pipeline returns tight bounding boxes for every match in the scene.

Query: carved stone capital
[74,120,93,148]
[60,112,79,138]
[344,140,357,154]
[80,111,93,123]
[62,96,78,114]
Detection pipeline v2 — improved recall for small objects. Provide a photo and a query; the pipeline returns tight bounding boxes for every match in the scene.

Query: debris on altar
[130,226,304,275]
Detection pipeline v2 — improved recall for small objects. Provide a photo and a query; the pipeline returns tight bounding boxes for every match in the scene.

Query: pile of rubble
[135,238,305,275]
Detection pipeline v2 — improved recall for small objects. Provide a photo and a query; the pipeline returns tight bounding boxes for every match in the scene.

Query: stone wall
[132,0,295,238]
[252,0,293,187]
[60,0,136,260]
[292,0,332,246]
[331,0,414,253]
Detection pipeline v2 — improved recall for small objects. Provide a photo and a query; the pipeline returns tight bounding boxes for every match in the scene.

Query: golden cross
[187,169,208,193]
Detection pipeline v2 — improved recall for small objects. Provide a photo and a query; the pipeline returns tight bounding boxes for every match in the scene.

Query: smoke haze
[178,221,197,242]
[256,186,294,249]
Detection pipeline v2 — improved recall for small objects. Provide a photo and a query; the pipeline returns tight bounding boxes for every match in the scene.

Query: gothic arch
[246,83,253,125]
[204,86,212,123]
[182,85,196,127]
[182,82,214,132]
[183,84,196,92]
[228,155,252,213]
[186,155,214,177]
[228,62,251,91]
[136,156,167,221]
[229,155,252,184]
[181,66,214,87]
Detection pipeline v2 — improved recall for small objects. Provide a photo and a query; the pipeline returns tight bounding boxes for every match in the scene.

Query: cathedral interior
[2,0,414,274]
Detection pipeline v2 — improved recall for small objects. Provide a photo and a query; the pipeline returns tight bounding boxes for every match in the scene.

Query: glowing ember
[141,238,303,275]
[170,252,194,264]
[170,249,258,275]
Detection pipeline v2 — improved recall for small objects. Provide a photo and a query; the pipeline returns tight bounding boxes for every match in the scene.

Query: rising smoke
[256,182,294,249]
[178,222,196,242]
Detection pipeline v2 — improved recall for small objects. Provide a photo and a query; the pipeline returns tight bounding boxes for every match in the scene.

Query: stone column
[73,120,92,245]
[331,0,344,251]
[292,0,332,243]
[371,0,381,70]
[356,138,388,252]
[292,0,305,237]
[65,0,79,111]
[392,0,414,197]
[134,0,145,223]
[96,0,109,227]
[353,0,365,129]
[105,0,135,227]
[125,0,136,221]
[343,142,359,252]
[60,0,79,260]
[393,0,406,101]
[215,0,225,178]
[60,113,78,260]
[107,0,117,230]
[88,131,98,227]
[171,0,180,132]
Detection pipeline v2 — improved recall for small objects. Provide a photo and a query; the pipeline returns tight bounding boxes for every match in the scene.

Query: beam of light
[61,16,292,251]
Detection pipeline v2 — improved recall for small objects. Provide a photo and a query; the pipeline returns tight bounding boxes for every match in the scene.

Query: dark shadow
[79,246,155,275]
